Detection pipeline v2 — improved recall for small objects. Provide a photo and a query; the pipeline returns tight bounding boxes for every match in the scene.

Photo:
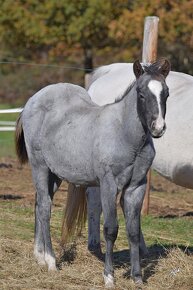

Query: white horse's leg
[86,187,102,255]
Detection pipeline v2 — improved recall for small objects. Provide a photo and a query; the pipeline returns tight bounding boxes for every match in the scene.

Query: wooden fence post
[141,16,159,215]
[85,73,92,90]
[142,16,159,63]
[84,47,93,89]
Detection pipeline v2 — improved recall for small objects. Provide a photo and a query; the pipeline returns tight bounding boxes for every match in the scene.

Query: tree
[109,0,193,73]
[0,0,126,70]
[0,0,192,73]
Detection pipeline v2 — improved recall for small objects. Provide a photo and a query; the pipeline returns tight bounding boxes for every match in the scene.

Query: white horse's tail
[61,183,87,245]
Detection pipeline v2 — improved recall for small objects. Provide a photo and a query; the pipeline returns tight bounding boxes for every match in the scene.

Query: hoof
[103,273,114,288]
[34,250,46,266]
[133,277,143,289]
[37,258,46,266]
[48,264,58,271]
[88,243,102,253]
[88,244,102,258]
[45,253,57,271]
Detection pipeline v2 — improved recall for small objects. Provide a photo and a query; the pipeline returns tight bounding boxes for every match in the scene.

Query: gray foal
[15,60,170,288]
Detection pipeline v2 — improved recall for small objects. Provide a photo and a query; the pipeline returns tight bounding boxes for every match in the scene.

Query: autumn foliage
[0,0,192,102]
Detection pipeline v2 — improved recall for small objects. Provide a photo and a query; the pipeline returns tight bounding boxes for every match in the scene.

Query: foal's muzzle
[150,120,166,138]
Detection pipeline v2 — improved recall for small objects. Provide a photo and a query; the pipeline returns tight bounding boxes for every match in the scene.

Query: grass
[0,104,19,157]
[0,200,62,241]
[1,199,193,290]
[0,159,193,289]
[142,215,193,246]
[1,198,193,247]
[115,214,193,251]
[0,131,16,158]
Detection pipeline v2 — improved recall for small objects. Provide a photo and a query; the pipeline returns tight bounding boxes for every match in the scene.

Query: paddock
[1,158,193,289]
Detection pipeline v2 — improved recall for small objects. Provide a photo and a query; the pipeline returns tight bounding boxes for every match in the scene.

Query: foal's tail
[15,113,28,164]
[61,183,87,245]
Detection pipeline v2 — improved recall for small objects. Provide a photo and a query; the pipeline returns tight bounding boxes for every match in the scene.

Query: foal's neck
[117,83,148,137]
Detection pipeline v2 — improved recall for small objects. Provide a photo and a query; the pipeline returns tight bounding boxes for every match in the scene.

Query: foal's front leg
[120,189,148,258]
[123,180,146,284]
[100,173,118,288]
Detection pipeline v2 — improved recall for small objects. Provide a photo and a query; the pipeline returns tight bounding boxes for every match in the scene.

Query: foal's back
[22,83,125,184]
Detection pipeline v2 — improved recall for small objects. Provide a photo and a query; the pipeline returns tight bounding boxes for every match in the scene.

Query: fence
[0,108,22,131]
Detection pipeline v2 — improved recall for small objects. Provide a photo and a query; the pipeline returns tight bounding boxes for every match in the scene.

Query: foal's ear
[133,60,144,79]
[159,59,171,78]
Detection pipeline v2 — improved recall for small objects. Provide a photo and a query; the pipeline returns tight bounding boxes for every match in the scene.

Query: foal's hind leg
[33,165,61,270]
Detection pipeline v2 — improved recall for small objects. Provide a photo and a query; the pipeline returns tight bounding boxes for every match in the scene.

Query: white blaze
[148,80,164,130]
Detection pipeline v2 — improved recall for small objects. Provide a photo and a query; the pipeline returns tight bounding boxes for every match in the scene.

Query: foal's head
[133,59,170,138]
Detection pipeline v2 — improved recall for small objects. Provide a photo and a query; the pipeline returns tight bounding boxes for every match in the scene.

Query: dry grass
[0,237,103,290]
[0,236,135,290]
[147,248,193,290]
[1,159,193,289]
[1,236,193,290]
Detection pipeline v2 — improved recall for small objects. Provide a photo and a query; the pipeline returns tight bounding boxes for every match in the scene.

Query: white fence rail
[0,108,22,131]
[0,108,22,113]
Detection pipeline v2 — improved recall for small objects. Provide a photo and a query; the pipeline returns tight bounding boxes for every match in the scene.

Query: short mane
[143,59,165,75]
[115,59,166,103]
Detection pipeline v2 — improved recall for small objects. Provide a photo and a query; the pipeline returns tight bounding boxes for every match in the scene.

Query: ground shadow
[0,194,23,200]
[57,242,193,280]
[90,243,193,282]
[159,212,193,218]
[0,163,13,169]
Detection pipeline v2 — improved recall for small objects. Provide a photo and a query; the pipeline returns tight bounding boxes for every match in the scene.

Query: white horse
[88,63,193,187]
[85,63,193,254]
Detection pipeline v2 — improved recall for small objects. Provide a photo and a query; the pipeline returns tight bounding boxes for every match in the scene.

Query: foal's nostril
[150,119,166,138]
[151,120,166,132]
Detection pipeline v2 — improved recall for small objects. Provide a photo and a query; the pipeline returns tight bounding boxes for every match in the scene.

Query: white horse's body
[88,63,193,188]
[86,63,193,253]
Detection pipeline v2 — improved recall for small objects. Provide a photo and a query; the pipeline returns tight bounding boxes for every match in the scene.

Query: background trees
[0,0,192,103]
[109,0,193,74]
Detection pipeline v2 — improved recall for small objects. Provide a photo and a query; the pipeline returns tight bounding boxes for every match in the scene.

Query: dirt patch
[0,157,68,207]
[150,172,193,217]
[1,157,193,217]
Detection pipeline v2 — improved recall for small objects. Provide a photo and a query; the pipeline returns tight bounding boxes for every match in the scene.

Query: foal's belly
[58,166,97,185]
[44,155,97,185]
